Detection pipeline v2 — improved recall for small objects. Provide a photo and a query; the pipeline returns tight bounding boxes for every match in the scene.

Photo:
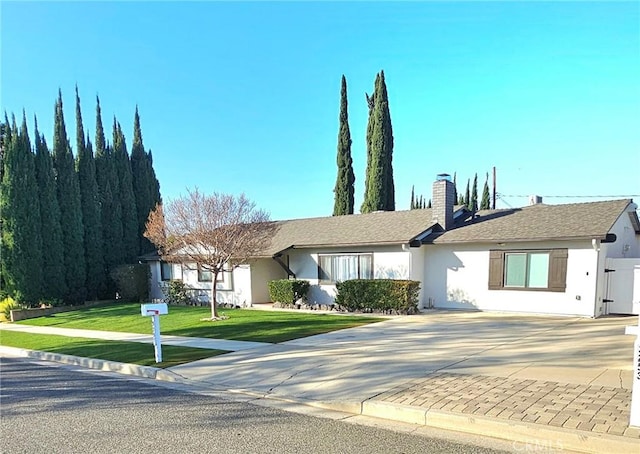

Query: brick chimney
[432,173,455,230]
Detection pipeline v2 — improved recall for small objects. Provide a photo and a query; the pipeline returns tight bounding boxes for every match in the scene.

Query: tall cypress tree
[410,185,415,209]
[53,91,86,303]
[95,97,123,286]
[34,116,66,300]
[471,173,478,212]
[378,71,395,211]
[464,179,470,210]
[333,75,355,216]
[0,114,43,303]
[361,70,395,213]
[453,172,458,205]
[113,119,138,263]
[130,107,160,254]
[148,149,161,209]
[362,76,377,214]
[76,88,105,300]
[480,173,491,210]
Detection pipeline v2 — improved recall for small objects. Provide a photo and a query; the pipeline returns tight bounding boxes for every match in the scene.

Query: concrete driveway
[168,311,636,406]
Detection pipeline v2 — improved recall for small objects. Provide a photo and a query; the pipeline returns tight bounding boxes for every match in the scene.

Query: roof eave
[429,234,612,245]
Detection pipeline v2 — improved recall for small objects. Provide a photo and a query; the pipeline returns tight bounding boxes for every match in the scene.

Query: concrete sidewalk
[2,312,639,453]
[0,323,271,351]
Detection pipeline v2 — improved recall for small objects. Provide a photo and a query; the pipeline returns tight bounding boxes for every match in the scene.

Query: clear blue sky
[2,1,639,220]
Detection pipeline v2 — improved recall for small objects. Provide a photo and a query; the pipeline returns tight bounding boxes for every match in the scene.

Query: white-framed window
[160,261,179,281]
[489,249,567,292]
[318,253,373,283]
[504,252,549,288]
[198,266,213,282]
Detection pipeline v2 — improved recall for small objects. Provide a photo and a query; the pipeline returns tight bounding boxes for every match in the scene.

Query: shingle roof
[424,199,635,244]
[259,208,445,257]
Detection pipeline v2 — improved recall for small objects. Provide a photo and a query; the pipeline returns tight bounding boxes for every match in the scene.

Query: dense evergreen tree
[410,185,415,209]
[333,75,355,216]
[453,172,458,205]
[471,173,478,212]
[76,88,105,299]
[463,179,470,210]
[130,107,161,253]
[480,173,491,210]
[0,114,44,303]
[112,119,138,263]
[53,91,86,303]
[0,118,7,182]
[361,71,394,213]
[95,97,124,282]
[34,117,66,300]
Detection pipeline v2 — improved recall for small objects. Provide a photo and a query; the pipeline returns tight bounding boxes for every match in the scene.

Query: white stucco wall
[147,260,238,305]
[423,241,600,317]
[217,265,252,306]
[250,259,288,303]
[287,245,416,305]
[603,206,640,259]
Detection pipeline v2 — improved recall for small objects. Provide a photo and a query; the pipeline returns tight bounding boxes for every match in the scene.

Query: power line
[499,194,640,199]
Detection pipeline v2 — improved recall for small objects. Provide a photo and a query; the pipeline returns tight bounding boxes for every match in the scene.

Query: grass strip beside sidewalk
[0,331,226,368]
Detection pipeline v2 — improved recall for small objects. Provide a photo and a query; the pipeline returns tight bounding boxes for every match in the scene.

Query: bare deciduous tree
[144,189,273,320]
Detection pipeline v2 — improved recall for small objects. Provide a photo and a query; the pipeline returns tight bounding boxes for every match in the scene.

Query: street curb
[3,346,637,454]
[359,400,638,454]
[0,346,160,379]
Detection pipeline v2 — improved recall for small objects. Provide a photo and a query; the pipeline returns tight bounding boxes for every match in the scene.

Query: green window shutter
[548,249,568,292]
[488,250,504,290]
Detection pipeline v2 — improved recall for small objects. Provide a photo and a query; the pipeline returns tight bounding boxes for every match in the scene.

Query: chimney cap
[436,173,452,182]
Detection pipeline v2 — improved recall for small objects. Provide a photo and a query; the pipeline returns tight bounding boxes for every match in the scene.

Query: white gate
[605,258,640,315]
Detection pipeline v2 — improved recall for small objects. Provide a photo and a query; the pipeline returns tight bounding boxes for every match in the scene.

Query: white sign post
[141,303,168,363]
[625,315,640,427]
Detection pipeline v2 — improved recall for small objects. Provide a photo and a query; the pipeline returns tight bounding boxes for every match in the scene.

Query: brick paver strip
[375,372,639,440]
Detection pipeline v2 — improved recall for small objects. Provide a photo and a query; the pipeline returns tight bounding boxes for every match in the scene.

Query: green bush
[0,297,21,322]
[268,279,310,304]
[335,279,420,314]
[162,280,196,305]
[110,264,150,302]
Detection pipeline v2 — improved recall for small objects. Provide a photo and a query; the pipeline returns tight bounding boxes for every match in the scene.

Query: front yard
[14,302,385,343]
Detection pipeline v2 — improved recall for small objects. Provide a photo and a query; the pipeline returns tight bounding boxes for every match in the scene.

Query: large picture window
[489,249,567,292]
[318,253,373,283]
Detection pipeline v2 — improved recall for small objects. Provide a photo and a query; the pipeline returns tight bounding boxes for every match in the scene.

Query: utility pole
[492,166,496,210]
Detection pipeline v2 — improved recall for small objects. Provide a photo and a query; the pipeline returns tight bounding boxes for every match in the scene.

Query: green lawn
[0,330,226,368]
[17,303,383,343]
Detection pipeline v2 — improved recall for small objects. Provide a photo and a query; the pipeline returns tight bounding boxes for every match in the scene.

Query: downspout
[592,239,601,318]
[273,253,296,279]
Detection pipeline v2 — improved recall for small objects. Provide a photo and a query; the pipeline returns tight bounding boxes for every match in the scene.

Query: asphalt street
[0,358,513,454]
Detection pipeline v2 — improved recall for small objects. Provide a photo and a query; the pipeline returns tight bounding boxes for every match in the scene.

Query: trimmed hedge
[268,279,310,304]
[335,279,420,314]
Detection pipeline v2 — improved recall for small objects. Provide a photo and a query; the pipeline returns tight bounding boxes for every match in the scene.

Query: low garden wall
[10,300,115,322]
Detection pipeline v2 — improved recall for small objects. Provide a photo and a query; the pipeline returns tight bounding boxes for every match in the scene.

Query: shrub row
[268,279,310,304]
[335,279,420,314]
